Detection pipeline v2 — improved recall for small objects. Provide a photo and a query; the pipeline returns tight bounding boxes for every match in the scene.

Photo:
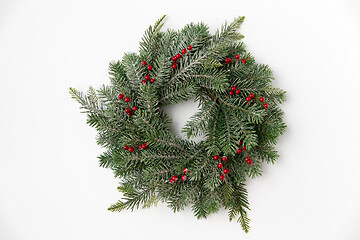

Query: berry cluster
[244,156,252,165]
[213,155,229,180]
[117,94,138,116]
[246,95,269,109]
[169,168,188,183]
[236,142,252,165]
[224,54,246,64]
[171,45,192,69]
[141,61,155,84]
[245,93,255,102]
[228,86,241,95]
[123,141,148,153]
[227,87,269,109]
[259,97,269,109]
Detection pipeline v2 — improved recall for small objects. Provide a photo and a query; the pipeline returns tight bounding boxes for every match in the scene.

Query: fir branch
[205,109,221,155]
[69,87,106,117]
[213,16,245,43]
[221,183,234,204]
[108,61,129,90]
[139,15,166,56]
[168,53,207,85]
[149,135,186,152]
[108,186,156,212]
[218,97,266,124]
[122,53,145,88]
[158,81,197,105]
[108,200,126,212]
[182,99,218,138]
[227,183,251,232]
[219,105,238,155]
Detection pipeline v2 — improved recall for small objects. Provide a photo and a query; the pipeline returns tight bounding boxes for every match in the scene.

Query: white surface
[1,0,360,239]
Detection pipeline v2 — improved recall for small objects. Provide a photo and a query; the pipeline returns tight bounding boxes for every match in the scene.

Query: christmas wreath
[70,15,286,232]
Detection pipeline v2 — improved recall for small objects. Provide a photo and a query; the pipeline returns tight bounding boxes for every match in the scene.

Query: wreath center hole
[162,98,204,143]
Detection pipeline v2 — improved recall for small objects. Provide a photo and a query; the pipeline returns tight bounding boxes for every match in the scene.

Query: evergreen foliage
[70,15,286,232]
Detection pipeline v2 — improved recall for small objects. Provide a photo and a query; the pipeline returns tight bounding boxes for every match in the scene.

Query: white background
[1,0,360,239]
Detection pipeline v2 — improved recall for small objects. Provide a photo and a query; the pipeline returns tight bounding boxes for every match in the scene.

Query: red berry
[222,156,227,162]
[141,80,146,83]
[243,145,246,151]
[213,155,219,160]
[247,159,252,164]
[124,97,130,102]
[123,145,129,150]
[125,108,130,113]
[235,54,240,59]
[249,93,254,98]
[241,59,246,63]
[236,149,241,154]
[263,103,269,109]
[182,168,188,174]
[171,175,177,181]
[223,169,229,174]
[132,106,137,111]
[229,91,234,96]
[169,179,174,183]
[235,89,240,94]
[126,112,131,116]
[118,93,124,99]
[150,78,155,83]
[246,97,251,102]
[181,49,186,54]
[172,56,177,61]
[224,58,231,63]
[259,97,264,102]
[141,144,147,149]
[141,61,147,66]
[144,75,150,81]
[181,175,187,181]
[219,175,224,180]
[217,163,222,168]
[187,45,192,50]
[128,147,134,152]
[176,53,181,59]
[147,65,152,71]
[231,86,236,91]
[172,64,177,69]
[138,145,143,149]
[244,156,249,161]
